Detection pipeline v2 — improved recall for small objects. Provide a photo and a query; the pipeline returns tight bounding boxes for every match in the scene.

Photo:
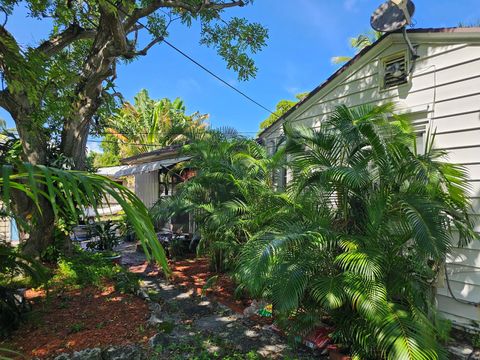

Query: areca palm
[151,130,283,272]
[238,104,476,359]
[331,31,383,64]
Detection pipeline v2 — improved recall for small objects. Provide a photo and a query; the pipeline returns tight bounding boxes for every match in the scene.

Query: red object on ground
[327,345,352,360]
[303,326,333,351]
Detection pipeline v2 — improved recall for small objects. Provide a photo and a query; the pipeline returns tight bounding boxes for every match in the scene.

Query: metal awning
[97,156,191,179]
[97,165,130,177]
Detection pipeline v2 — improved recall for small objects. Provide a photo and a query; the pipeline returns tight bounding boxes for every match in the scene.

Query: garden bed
[1,283,155,359]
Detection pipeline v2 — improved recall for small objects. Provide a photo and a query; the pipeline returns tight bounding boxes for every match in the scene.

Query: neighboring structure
[98,145,193,232]
[258,27,480,329]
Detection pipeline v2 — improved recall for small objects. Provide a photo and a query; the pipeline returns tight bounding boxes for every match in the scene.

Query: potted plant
[86,221,122,264]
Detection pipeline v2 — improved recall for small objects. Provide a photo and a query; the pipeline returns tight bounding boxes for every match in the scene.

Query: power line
[100,0,277,117]
[162,39,275,116]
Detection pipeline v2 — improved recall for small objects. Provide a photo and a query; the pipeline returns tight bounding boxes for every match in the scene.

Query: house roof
[120,144,183,165]
[99,156,191,178]
[257,27,480,138]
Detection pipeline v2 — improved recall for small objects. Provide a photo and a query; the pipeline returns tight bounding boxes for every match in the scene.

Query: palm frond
[1,164,169,274]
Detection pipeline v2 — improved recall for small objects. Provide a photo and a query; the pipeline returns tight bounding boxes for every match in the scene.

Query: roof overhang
[98,156,190,179]
[120,145,183,165]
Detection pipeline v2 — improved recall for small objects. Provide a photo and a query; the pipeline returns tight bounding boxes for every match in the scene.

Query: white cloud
[296,0,340,35]
[284,86,301,96]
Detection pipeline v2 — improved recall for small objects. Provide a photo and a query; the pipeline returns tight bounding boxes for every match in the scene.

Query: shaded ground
[3,283,155,358]
[123,243,321,359]
[171,258,251,314]
[3,244,322,359]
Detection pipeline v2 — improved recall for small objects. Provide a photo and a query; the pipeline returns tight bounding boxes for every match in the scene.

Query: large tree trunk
[13,194,55,257]
[11,110,56,257]
[60,19,116,170]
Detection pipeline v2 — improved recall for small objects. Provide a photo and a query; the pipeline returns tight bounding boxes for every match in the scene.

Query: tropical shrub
[51,249,139,293]
[237,104,477,359]
[0,242,48,338]
[150,130,283,272]
[150,104,476,358]
[86,220,122,252]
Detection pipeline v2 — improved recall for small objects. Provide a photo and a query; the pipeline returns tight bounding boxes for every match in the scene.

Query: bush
[0,243,48,338]
[51,249,138,293]
[236,104,476,359]
[86,220,122,252]
[163,105,477,359]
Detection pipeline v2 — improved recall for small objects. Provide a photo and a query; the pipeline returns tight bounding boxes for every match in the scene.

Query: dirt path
[121,243,325,359]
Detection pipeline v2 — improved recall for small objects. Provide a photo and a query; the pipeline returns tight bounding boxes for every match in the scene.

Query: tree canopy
[91,89,208,167]
[0,0,267,169]
[258,92,308,132]
[0,0,267,254]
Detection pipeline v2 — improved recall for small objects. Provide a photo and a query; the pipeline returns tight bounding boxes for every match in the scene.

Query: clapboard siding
[443,147,480,164]
[260,33,480,327]
[134,171,159,209]
[438,280,480,303]
[437,294,480,327]
[433,111,480,133]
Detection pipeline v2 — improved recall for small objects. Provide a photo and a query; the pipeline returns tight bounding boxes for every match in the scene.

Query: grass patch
[68,322,86,334]
[49,250,139,293]
[153,330,266,360]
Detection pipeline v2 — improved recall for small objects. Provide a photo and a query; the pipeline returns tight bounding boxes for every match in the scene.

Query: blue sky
[2,0,480,151]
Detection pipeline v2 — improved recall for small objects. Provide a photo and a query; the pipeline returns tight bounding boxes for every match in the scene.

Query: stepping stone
[195,314,239,332]
[71,348,102,360]
[102,345,143,360]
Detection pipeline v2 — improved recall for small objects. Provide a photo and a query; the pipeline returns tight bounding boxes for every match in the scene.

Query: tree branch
[0,25,23,63]
[99,3,129,56]
[124,0,244,30]
[0,88,16,114]
[131,36,164,57]
[35,24,96,57]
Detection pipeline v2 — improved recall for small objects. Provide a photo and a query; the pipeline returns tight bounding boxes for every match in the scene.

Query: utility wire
[101,0,277,117]
[162,39,275,116]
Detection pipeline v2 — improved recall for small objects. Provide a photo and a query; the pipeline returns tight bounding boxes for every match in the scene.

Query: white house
[98,145,193,233]
[258,27,480,330]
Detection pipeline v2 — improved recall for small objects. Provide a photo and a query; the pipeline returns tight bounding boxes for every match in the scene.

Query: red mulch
[168,258,273,326]
[2,284,155,359]
[4,256,271,359]
[130,257,273,325]
[170,258,251,314]
[129,258,273,325]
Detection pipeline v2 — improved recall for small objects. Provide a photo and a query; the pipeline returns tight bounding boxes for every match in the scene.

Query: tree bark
[9,109,56,257]
[60,7,119,170]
